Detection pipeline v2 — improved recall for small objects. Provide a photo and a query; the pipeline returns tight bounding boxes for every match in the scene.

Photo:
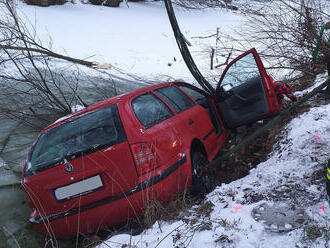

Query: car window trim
[155,90,182,112]
[131,92,175,130]
[154,85,196,114]
[174,83,209,102]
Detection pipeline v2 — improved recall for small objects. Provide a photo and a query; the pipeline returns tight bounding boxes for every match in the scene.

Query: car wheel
[191,151,214,195]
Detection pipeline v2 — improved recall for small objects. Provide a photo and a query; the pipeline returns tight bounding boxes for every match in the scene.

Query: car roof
[43,81,185,132]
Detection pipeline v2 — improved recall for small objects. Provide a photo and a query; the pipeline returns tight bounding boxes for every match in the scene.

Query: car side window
[178,85,206,103]
[155,86,195,113]
[132,93,174,129]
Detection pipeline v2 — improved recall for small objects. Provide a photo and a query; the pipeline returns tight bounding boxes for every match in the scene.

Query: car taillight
[130,143,156,176]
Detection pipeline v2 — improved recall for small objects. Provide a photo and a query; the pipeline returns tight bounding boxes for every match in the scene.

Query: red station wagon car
[22,49,281,238]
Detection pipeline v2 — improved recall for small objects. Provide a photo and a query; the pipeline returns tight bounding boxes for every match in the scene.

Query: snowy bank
[17,1,242,83]
[100,103,330,248]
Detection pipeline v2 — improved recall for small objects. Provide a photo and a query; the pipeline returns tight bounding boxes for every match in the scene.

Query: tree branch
[0,45,94,67]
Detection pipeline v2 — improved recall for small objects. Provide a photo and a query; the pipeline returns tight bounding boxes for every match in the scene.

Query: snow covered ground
[99,95,330,248]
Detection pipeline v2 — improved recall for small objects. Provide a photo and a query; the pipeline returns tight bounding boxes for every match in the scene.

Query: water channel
[0,70,149,247]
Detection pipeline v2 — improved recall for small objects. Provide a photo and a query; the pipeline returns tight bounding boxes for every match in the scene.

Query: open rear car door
[215,48,280,129]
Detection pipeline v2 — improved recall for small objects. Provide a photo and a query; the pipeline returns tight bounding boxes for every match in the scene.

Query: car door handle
[188,120,194,125]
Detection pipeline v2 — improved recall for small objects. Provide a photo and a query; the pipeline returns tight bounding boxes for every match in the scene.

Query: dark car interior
[216,76,269,128]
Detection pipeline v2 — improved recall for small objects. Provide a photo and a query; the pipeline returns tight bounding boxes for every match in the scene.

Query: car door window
[221,53,260,91]
[178,86,206,103]
[132,93,173,129]
[155,86,195,113]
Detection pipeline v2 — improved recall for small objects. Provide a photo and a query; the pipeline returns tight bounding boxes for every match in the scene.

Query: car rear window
[132,93,173,129]
[155,86,195,113]
[26,105,126,175]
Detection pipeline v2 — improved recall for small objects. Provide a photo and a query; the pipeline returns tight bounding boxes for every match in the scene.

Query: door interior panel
[217,76,269,128]
[216,50,273,129]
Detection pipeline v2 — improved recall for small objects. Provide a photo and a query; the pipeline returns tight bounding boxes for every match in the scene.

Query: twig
[191,33,217,39]
[214,50,232,69]
[154,223,185,248]
[210,48,215,70]
[2,227,21,248]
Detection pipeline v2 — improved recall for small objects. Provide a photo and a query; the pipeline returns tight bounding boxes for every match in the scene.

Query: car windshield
[27,105,125,175]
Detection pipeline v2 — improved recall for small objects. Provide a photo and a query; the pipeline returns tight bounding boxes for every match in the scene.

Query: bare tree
[198,0,330,85]
[0,0,120,129]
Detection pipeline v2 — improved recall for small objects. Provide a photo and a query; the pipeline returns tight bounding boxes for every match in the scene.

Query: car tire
[191,151,214,195]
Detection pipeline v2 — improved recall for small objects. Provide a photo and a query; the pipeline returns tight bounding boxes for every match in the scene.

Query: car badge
[65,162,73,173]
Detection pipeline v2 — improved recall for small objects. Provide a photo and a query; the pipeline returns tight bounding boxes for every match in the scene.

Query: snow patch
[100,103,330,248]
[295,72,329,97]
[71,105,85,113]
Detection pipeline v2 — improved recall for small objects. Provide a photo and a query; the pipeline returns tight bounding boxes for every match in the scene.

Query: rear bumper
[29,155,188,238]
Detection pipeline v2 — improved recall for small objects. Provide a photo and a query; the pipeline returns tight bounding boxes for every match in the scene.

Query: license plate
[54,175,103,201]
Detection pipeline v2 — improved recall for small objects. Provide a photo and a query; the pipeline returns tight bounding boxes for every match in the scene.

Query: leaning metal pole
[164,0,215,95]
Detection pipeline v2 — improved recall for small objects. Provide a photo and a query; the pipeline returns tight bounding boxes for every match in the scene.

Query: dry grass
[142,191,196,229]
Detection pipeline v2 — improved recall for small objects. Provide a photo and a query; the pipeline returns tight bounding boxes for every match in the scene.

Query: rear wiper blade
[26,150,88,176]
